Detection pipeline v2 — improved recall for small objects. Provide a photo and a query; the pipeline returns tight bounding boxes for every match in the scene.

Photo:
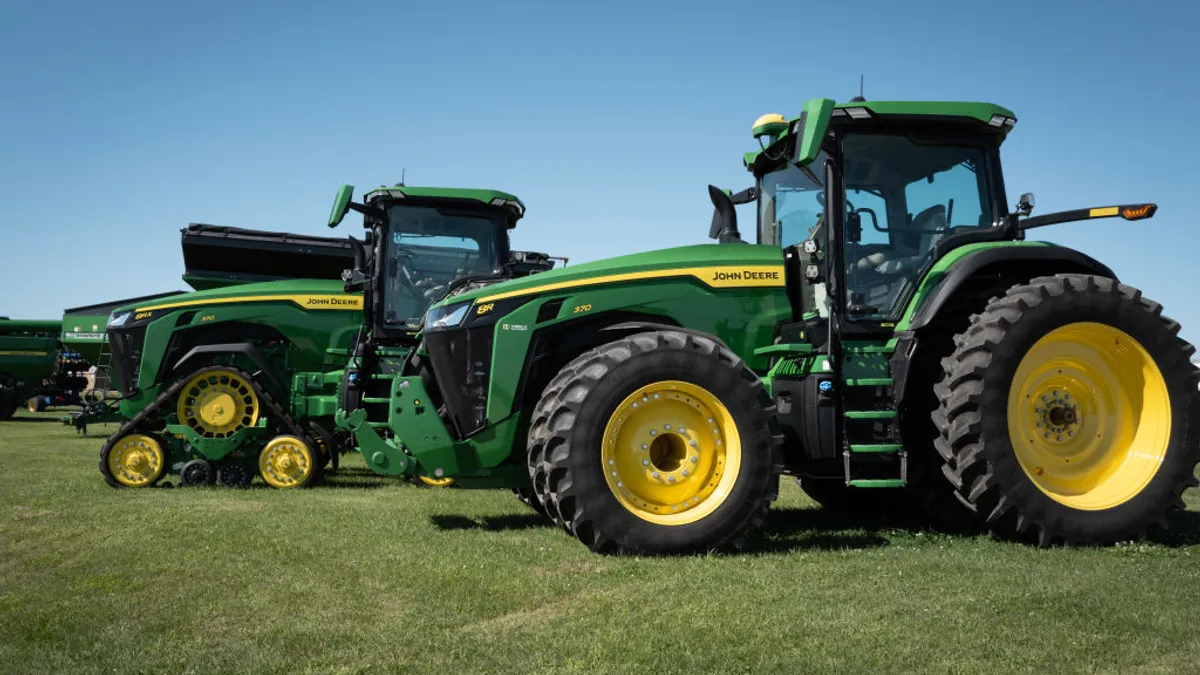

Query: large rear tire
[935,274,1200,545]
[527,330,781,555]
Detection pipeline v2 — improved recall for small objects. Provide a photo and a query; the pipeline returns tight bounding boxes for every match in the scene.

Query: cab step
[843,377,893,387]
[847,479,906,488]
[843,410,897,419]
[849,443,902,453]
[843,345,894,354]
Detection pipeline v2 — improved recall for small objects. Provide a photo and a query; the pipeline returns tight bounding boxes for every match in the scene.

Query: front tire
[528,330,780,555]
[935,274,1200,545]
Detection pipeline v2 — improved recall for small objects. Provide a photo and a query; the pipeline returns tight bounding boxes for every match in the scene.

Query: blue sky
[2,1,1199,341]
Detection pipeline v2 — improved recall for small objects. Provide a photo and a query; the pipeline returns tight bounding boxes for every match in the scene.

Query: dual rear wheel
[526,330,781,555]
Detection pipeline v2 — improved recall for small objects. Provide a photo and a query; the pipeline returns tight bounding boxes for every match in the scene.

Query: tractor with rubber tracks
[96,186,555,489]
[327,98,1198,554]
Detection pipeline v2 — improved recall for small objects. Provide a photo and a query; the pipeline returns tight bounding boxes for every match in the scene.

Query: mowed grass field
[2,410,1200,674]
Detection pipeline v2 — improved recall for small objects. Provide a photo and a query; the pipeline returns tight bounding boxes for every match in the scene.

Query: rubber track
[526,330,782,554]
[98,365,315,488]
[933,274,1200,545]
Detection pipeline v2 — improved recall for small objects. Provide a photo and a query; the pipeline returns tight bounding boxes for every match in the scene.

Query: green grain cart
[102,100,1199,555]
[0,319,63,419]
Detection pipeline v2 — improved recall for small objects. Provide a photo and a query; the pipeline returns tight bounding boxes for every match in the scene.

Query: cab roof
[363,186,526,222]
[743,98,1018,170]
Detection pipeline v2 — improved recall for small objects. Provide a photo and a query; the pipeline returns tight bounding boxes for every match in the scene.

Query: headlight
[425,301,471,330]
[107,311,132,328]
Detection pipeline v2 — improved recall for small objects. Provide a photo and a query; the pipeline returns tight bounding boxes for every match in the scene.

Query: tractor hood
[430,243,785,311]
[107,278,361,324]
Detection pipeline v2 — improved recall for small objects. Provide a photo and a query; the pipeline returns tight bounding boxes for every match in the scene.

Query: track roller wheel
[176,368,260,439]
[935,274,1200,545]
[417,475,455,488]
[179,459,215,487]
[100,433,167,488]
[217,462,254,489]
[258,434,320,488]
[528,330,781,555]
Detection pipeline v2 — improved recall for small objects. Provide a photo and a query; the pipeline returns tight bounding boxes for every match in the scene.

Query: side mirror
[328,184,355,228]
[1016,192,1035,216]
[707,185,744,244]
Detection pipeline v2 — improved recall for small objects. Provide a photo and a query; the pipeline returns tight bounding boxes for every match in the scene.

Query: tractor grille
[107,325,147,395]
[422,325,494,438]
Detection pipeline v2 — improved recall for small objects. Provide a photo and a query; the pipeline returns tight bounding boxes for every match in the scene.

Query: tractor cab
[328,185,528,344]
[740,99,1016,337]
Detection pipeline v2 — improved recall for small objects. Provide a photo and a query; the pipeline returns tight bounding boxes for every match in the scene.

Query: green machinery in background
[94,187,557,488]
[0,319,68,419]
[101,100,1198,556]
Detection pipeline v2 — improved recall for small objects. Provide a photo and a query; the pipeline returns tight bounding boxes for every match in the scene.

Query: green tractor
[327,97,1198,553]
[95,186,552,489]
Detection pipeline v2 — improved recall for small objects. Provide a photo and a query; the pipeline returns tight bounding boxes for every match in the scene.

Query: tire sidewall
[975,282,1198,539]
[560,339,774,553]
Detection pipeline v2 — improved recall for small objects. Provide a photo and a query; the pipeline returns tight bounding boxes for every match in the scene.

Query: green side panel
[833,100,1016,124]
[796,98,835,165]
[0,334,59,389]
[61,313,109,362]
[895,241,1052,330]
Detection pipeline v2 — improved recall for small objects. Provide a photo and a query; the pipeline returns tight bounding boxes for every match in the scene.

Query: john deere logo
[711,269,780,282]
[306,297,357,306]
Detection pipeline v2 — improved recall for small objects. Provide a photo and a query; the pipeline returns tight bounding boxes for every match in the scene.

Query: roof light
[989,114,1005,126]
[846,107,871,120]
[489,197,525,216]
[1004,117,1016,127]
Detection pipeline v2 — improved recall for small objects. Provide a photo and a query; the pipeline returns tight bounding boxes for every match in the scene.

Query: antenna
[399,168,406,187]
[850,75,866,103]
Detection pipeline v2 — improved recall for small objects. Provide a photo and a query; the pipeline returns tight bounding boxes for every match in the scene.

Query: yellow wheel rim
[176,370,260,438]
[601,380,742,525]
[418,475,455,487]
[106,434,165,487]
[259,435,315,488]
[1007,321,1170,510]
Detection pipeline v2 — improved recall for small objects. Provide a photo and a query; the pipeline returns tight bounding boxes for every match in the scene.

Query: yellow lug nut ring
[106,434,166,487]
[176,369,260,438]
[1007,322,1170,511]
[259,435,315,488]
[600,380,742,525]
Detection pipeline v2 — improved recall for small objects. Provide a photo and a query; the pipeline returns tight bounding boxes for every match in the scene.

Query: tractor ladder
[839,341,906,488]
